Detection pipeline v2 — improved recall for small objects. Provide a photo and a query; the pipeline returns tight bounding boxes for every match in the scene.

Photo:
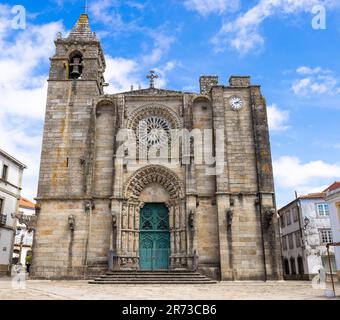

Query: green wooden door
[139,203,170,270]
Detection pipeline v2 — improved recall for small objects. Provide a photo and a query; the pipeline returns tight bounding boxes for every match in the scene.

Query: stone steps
[89,271,217,284]
[99,274,206,278]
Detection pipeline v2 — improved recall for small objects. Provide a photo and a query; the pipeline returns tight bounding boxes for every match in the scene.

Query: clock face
[230,96,243,110]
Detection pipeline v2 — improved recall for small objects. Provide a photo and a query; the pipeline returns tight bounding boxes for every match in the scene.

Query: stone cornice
[0,186,21,199]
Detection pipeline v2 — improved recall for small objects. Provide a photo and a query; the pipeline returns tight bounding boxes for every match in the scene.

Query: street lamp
[304,216,310,228]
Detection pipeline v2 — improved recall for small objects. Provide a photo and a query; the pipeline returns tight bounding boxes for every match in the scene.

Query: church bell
[70,56,82,79]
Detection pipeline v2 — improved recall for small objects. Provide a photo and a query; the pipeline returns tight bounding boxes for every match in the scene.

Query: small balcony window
[316,203,329,216]
[319,229,333,244]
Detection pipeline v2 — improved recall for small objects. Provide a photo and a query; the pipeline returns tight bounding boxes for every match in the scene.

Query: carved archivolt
[123,165,185,200]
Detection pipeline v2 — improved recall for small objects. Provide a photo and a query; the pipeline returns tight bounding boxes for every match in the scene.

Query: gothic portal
[139,203,170,271]
[31,14,283,281]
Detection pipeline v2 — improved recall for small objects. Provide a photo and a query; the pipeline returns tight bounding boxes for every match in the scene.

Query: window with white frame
[288,233,294,249]
[292,207,299,222]
[286,210,292,225]
[316,203,329,216]
[322,256,336,273]
[282,236,287,250]
[319,229,333,244]
[280,213,285,228]
[295,231,302,248]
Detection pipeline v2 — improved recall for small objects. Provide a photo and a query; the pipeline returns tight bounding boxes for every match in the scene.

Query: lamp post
[18,231,24,266]
[302,216,310,249]
[303,216,310,229]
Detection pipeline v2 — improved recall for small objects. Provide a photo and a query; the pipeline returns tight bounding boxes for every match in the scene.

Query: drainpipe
[256,194,267,282]
[18,233,24,265]
[295,192,303,242]
[84,201,93,279]
[295,194,306,278]
[326,244,336,297]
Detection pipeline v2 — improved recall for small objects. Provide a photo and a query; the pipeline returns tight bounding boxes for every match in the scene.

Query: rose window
[137,116,171,148]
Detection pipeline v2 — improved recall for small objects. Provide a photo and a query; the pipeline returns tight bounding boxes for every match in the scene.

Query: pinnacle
[68,13,96,41]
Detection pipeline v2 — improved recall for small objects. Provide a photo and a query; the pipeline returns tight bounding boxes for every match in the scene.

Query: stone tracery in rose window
[127,104,182,150]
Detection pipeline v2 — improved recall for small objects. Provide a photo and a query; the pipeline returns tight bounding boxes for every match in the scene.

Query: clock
[230,96,243,110]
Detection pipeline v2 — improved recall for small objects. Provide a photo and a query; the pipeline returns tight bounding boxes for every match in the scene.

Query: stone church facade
[31,14,283,280]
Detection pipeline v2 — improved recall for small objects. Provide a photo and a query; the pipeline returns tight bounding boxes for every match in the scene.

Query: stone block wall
[38,80,99,198]
[33,55,282,280]
[31,200,88,279]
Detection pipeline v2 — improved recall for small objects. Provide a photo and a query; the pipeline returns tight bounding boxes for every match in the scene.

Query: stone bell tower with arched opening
[31,14,283,281]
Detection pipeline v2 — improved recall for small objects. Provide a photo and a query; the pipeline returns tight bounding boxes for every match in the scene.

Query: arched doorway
[139,203,170,270]
[297,256,304,275]
[113,164,193,271]
[290,257,296,275]
[283,258,290,275]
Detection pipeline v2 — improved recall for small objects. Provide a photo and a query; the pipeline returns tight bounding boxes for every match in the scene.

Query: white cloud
[154,60,180,88]
[0,112,42,200]
[104,57,180,93]
[273,156,340,190]
[267,104,289,131]
[0,13,65,119]
[212,0,339,54]
[184,0,240,16]
[89,0,178,82]
[305,185,329,194]
[0,5,65,200]
[104,56,145,93]
[141,31,176,66]
[0,3,179,200]
[89,0,138,35]
[103,25,178,93]
[296,66,323,75]
[292,66,340,96]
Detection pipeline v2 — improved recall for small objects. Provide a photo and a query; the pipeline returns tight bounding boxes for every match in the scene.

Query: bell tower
[38,14,106,198]
[32,14,109,278]
[49,13,106,86]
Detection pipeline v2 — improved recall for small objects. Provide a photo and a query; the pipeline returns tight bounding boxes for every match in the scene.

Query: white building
[0,149,26,276]
[325,182,340,281]
[13,198,36,266]
[278,191,336,280]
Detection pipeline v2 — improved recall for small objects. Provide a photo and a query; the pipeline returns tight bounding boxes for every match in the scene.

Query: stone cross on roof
[146,70,158,88]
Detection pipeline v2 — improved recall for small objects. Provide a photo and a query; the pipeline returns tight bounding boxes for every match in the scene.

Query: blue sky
[0,0,340,207]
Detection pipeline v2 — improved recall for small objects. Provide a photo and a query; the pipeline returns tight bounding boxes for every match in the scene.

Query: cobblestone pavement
[0,276,339,300]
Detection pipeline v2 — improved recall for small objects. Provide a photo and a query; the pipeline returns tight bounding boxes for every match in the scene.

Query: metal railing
[0,214,7,225]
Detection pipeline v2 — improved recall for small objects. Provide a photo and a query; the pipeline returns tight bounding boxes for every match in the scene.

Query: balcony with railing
[14,231,33,246]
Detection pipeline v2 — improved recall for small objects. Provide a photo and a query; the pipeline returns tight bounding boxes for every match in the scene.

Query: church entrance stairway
[88,271,217,284]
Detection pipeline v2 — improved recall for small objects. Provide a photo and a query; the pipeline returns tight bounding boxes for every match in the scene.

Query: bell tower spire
[68,11,95,41]
[49,12,106,87]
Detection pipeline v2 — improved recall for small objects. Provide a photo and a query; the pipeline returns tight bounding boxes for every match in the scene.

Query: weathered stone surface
[31,14,283,281]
